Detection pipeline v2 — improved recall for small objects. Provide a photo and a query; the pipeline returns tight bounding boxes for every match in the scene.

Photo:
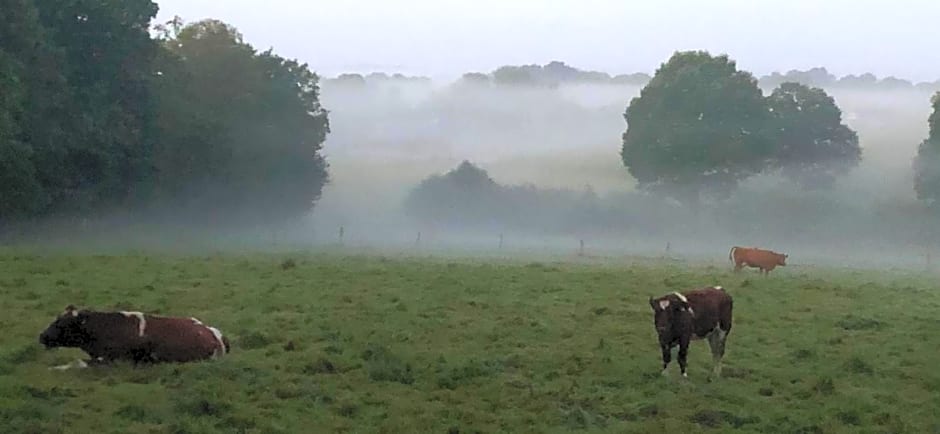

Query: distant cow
[648,286,733,378]
[39,305,230,367]
[729,246,788,275]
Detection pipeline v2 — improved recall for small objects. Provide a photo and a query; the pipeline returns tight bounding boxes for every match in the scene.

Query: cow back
[143,316,228,362]
[683,288,733,338]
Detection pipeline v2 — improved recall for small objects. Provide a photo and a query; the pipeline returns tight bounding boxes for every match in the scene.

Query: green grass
[1,251,939,433]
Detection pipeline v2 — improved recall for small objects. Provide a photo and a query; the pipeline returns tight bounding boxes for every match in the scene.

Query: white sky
[154,0,940,82]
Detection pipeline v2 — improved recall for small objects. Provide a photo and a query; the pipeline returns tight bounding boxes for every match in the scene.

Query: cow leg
[677,336,691,378]
[708,327,729,377]
[660,344,672,376]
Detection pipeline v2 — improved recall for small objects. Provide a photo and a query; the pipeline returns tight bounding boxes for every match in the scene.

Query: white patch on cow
[714,286,723,290]
[687,307,695,317]
[682,371,688,378]
[120,311,147,337]
[658,300,670,310]
[207,326,226,355]
[672,292,688,303]
[190,317,203,325]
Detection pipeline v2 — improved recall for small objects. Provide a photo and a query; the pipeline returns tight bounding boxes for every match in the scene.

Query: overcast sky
[154,0,940,82]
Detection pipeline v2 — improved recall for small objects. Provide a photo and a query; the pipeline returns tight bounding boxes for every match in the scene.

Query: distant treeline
[0,4,330,225]
[325,61,940,91]
[402,160,936,249]
[403,50,940,232]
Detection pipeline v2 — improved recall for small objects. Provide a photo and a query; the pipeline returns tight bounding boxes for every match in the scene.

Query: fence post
[415,231,422,248]
[499,234,504,250]
[338,226,344,246]
[579,239,585,257]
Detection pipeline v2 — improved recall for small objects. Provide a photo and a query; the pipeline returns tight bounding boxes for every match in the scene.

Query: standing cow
[729,246,788,275]
[39,305,230,367]
[648,286,733,378]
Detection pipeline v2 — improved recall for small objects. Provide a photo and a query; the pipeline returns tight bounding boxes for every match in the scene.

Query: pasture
[0,251,938,433]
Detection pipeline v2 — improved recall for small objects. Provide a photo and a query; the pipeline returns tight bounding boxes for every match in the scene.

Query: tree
[0,0,45,218]
[150,19,330,225]
[914,92,940,207]
[765,82,861,189]
[492,65,537,86]
[403,161,503,226]
[458,72,491,86]
[32,0,160,210]
[621,51,772,204]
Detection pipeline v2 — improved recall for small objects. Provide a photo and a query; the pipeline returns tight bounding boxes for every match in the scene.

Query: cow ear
[649,296,657,311]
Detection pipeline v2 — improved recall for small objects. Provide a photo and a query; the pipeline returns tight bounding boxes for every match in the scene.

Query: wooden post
[338,226,344,246]
[415,231,421,247]
[665,242,671,254]
[579,239,585,257]
[499,234,504,250]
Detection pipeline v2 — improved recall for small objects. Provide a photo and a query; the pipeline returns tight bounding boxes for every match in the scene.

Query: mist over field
[289,77,935,269]
[5,74,937,271]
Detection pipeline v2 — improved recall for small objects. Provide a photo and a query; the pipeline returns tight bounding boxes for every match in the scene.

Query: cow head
[649,293,692,338]
[777,253,788,266]
[39,305,90,349]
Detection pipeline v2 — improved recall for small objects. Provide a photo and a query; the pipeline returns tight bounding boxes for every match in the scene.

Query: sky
[153,0,940,82]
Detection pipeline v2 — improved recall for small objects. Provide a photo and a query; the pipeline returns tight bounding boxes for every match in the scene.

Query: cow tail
[222,335,231,354]
[729,246,736,262]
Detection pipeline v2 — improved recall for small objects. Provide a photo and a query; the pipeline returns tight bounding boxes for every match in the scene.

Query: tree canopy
[621,51,861,203]
[914,92,940,206]
[150,19,330,225]
[765,82,861,189]
[621,51,772,203]
[0,5,330,225]
[404,161,503,226]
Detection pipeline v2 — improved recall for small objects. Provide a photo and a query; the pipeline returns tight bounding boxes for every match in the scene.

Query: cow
[648,286,733,378]
[729,246,788,275]
[39,305,230,368]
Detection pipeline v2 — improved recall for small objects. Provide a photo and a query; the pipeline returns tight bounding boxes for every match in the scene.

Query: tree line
[406,50,940,227]
[0,2,330,226]
[328,60,940,92]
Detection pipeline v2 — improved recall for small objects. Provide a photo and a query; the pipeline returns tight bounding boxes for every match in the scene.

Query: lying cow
[649,286,733,378]
[39,305,230,367]
[729,246,787,275]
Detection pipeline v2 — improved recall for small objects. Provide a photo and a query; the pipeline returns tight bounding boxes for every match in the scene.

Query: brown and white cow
[648,286,733,378]
[39,305,230,367]
[729,246,788,275]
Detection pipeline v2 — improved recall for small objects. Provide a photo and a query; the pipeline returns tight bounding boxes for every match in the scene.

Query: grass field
[1,251,939,433]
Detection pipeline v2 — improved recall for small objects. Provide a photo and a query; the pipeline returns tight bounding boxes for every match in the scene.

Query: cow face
[39,305,90,349]
[777,253,788,266]
[649,295,691,338]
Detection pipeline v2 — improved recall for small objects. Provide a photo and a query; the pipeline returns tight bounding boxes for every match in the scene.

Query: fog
[5,72,939,272]
[297,77,939,269]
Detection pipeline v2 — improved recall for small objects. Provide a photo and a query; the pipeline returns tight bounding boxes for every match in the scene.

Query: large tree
[765,82,861,189]
[403,161,503,226]
[914,92,940,207]
[621,51,772,204]
[150,19,330,225]
[0,0,45,218]
[32,0,160,210]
